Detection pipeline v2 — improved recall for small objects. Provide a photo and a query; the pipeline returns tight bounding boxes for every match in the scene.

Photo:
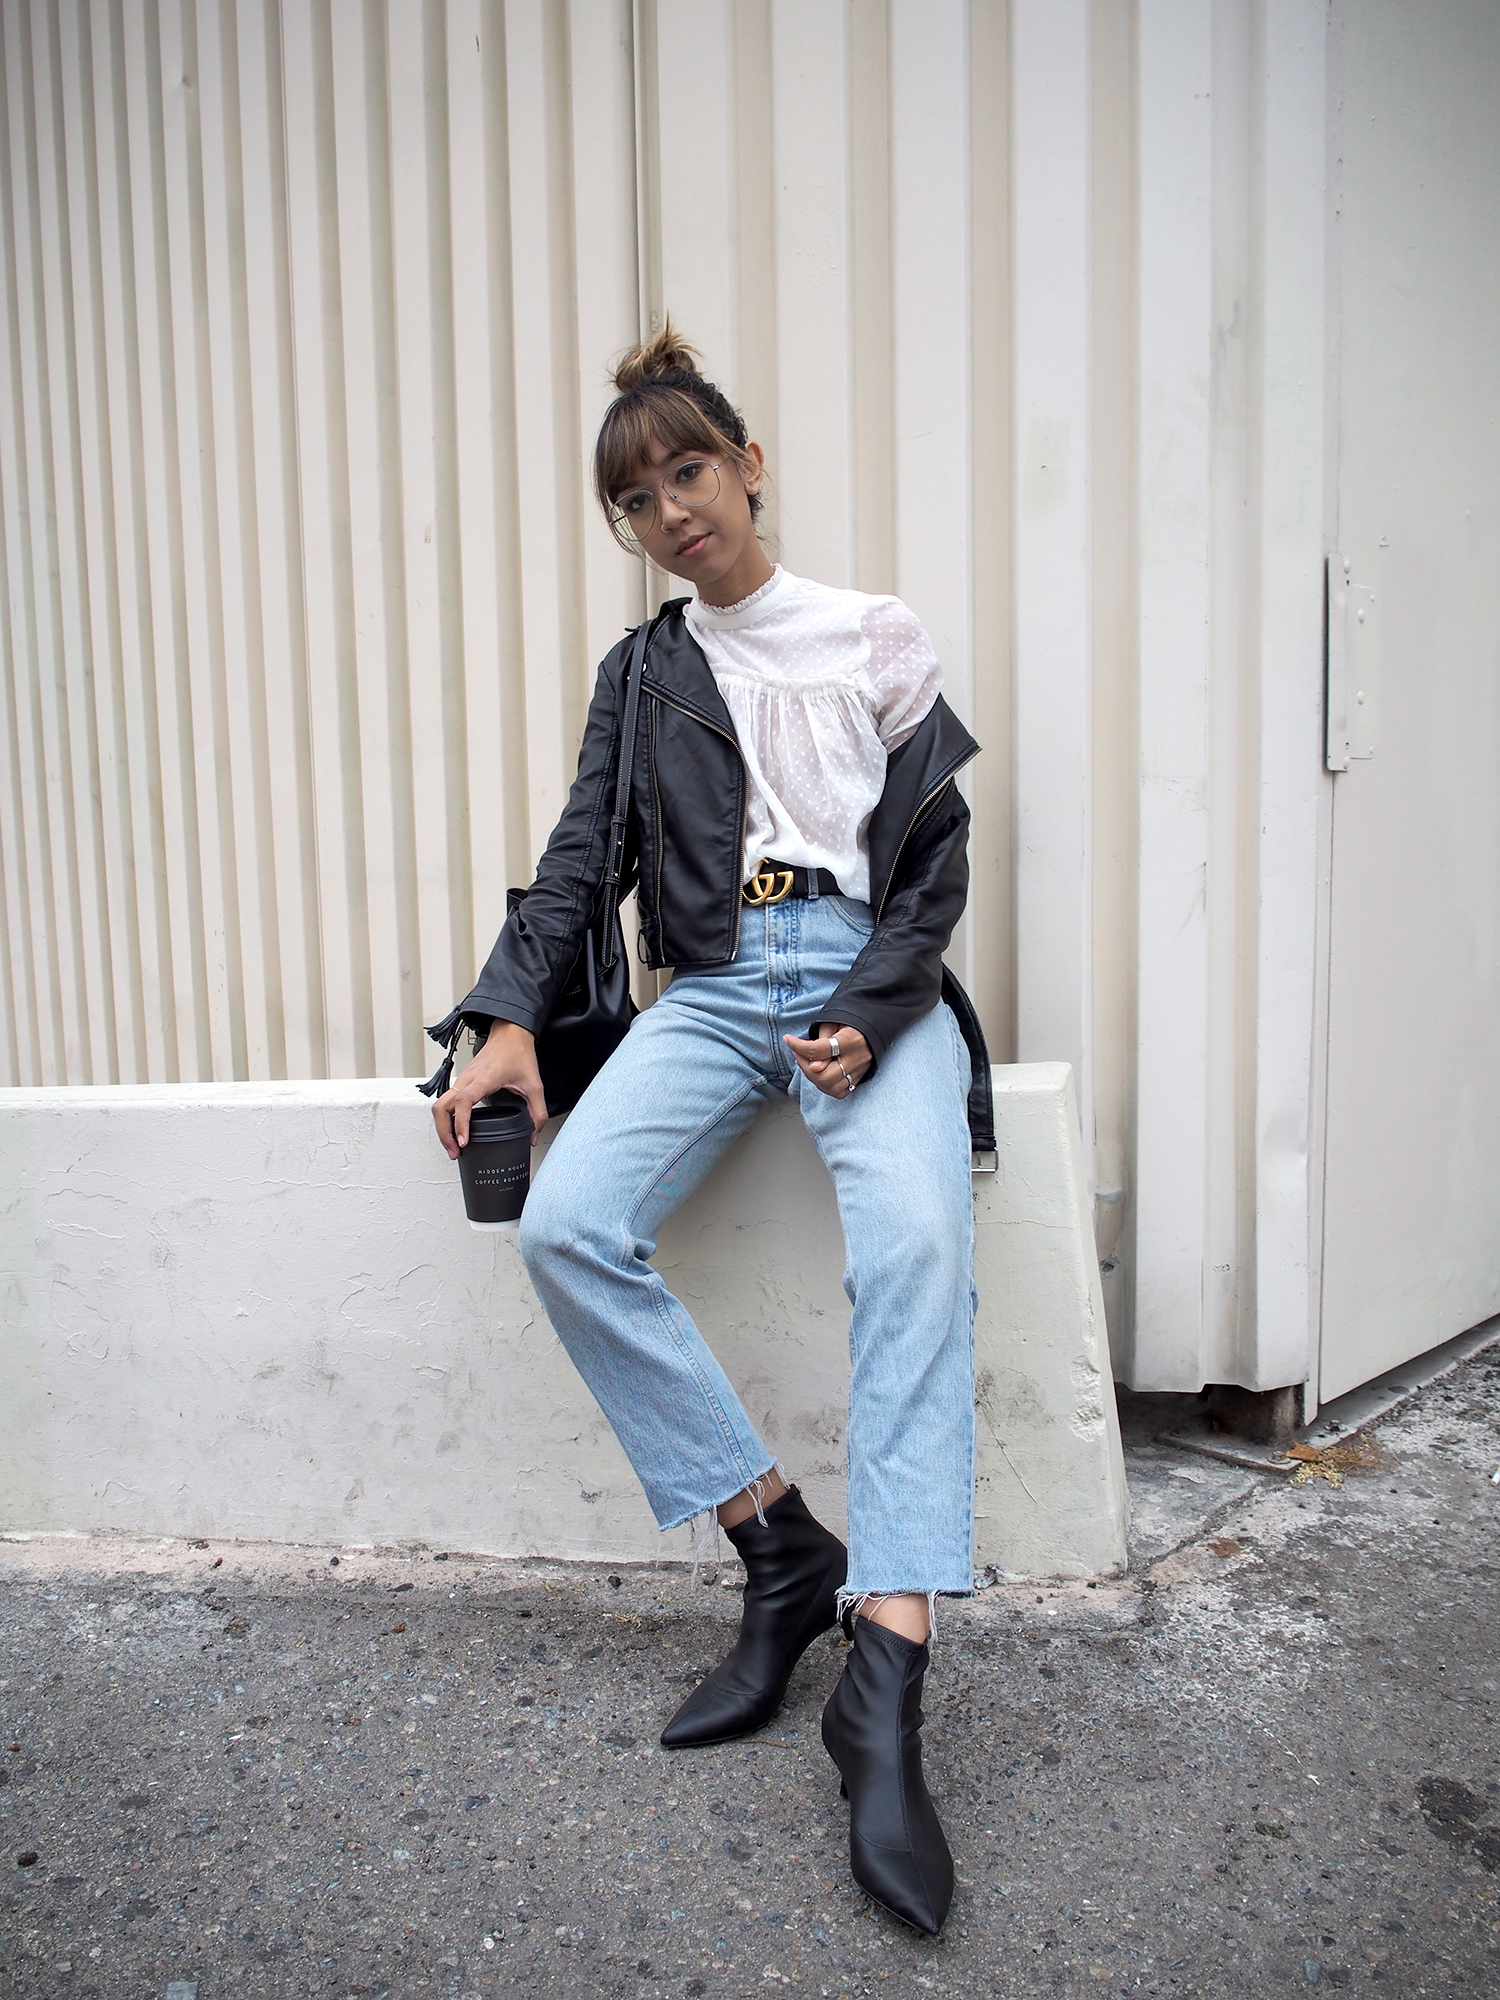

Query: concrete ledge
[0,1066,1127,1578]
[975,1066,1131,1577]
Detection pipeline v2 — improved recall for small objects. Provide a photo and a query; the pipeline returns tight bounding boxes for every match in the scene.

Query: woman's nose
[657,487,693,526]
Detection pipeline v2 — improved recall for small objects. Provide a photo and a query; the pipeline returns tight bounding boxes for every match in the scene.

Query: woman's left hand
[784,1024,871,1099]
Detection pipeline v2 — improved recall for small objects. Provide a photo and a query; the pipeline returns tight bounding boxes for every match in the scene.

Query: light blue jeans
[518,894,976,1601]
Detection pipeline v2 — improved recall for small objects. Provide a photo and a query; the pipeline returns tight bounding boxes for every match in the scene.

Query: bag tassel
[417,1008,467,1100]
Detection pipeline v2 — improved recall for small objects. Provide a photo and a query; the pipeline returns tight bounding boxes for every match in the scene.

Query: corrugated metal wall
[0,0,1338,1397]
[0,0,644,1086]
[0,0,1016,1091]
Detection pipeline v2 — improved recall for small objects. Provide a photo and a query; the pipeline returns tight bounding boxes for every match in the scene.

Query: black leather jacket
[439,600,994,1148]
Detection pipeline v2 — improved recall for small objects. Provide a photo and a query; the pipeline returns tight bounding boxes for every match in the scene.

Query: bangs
[593,384,741,513]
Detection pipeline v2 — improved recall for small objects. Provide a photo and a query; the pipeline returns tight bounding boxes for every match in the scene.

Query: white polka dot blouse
[683,566,942,904]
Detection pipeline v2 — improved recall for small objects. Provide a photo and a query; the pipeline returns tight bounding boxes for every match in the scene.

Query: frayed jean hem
[654,1458,780,1537]
[837,1584,975,1637]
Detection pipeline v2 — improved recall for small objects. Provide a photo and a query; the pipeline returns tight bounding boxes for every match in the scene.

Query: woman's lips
[676,533,709,559]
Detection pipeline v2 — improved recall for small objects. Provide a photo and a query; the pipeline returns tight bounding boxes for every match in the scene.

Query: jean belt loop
[807,868,820,901]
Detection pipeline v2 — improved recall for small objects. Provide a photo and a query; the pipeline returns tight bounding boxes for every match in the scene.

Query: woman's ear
[741,441,766,495]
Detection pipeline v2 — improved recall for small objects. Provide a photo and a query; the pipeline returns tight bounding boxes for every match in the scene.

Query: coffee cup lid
[466,1090,532,1137]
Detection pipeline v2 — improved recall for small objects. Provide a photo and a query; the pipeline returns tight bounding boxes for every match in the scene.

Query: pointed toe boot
[821,1615,954,1936]
[660,1486,847,1749]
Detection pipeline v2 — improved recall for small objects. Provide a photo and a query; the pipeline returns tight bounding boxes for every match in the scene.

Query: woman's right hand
[432,1018,548,1158]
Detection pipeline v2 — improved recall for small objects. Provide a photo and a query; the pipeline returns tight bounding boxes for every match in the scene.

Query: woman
[430,326,985,1936]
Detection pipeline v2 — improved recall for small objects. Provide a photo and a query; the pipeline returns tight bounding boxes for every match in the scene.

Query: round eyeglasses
[608,458,724,548]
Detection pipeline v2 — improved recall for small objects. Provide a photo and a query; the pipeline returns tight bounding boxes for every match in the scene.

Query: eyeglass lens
[611,459,721,542]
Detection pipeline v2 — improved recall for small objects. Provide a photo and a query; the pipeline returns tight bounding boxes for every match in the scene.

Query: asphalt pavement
[3,1350,1498,2000]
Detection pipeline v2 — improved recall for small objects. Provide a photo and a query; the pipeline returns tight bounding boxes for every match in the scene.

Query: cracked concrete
[2,1349,1497,2000]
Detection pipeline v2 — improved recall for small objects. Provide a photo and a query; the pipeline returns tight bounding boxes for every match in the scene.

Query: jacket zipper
[647,698,665,958]
[874,761,968,924]
[647,685,751,958]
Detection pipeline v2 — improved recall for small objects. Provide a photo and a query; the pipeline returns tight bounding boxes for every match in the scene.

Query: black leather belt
[741,860,843,905]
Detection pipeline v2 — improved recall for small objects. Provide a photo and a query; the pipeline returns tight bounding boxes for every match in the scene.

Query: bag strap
[939,966,997,1164]
[596,616,651,968]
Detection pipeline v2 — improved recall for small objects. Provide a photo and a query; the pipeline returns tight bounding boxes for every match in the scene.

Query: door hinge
[1325,552,1377,771]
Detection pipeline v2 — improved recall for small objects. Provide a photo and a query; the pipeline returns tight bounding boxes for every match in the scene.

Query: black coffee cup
[457,1092,533,1230]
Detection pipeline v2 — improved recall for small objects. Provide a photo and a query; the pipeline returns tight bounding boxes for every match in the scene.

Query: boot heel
[839,1779,848,1800]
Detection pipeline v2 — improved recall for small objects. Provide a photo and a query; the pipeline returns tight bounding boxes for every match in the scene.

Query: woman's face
[615,437,766,589]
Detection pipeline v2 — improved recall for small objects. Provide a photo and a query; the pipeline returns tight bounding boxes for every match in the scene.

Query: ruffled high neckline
[689,565,792,629]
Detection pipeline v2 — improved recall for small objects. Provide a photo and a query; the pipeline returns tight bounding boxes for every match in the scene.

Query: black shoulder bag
[419,618,649,1114]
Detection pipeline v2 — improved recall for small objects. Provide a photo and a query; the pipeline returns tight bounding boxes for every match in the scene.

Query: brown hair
[593,319,763,538]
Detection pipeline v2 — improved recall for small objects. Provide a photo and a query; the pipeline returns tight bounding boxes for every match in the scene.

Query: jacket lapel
[638,602,739,738]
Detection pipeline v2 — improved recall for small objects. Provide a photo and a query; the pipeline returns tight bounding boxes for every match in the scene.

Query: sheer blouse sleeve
[862,598,942,752]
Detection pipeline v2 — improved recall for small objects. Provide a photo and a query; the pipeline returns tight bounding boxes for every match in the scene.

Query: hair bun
[611,316,702,392]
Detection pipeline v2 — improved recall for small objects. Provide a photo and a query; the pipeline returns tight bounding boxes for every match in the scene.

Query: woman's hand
[783,1024,871,1100]
[432,1018,548,1158]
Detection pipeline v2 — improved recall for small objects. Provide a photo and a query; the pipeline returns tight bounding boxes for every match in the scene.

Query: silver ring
[836,1058,856,1095]
[828,1035,841,1060]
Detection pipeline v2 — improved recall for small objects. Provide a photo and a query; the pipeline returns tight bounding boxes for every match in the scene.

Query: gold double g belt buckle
[743,861,795,906]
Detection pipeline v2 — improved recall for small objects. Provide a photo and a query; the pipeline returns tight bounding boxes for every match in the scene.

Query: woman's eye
[620,491,651,516]
[674,461,706,488]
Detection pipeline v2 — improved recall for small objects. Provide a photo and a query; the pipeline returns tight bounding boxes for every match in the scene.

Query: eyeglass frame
[606,456,729,548]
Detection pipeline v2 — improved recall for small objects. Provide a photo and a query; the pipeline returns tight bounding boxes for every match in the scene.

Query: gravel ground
[2,1350,1498,2000]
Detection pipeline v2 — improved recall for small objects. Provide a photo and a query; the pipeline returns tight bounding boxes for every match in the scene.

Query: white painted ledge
[0,1066,1127,1579]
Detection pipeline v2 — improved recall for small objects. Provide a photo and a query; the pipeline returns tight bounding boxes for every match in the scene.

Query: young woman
[430,326,984,1936]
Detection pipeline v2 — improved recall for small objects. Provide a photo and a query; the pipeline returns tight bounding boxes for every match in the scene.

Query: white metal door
[1318,0,1500,1401]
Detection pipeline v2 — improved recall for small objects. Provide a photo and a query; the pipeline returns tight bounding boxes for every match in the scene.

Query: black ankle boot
[821,1615,954,1935]
[660,1486,846,1748]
